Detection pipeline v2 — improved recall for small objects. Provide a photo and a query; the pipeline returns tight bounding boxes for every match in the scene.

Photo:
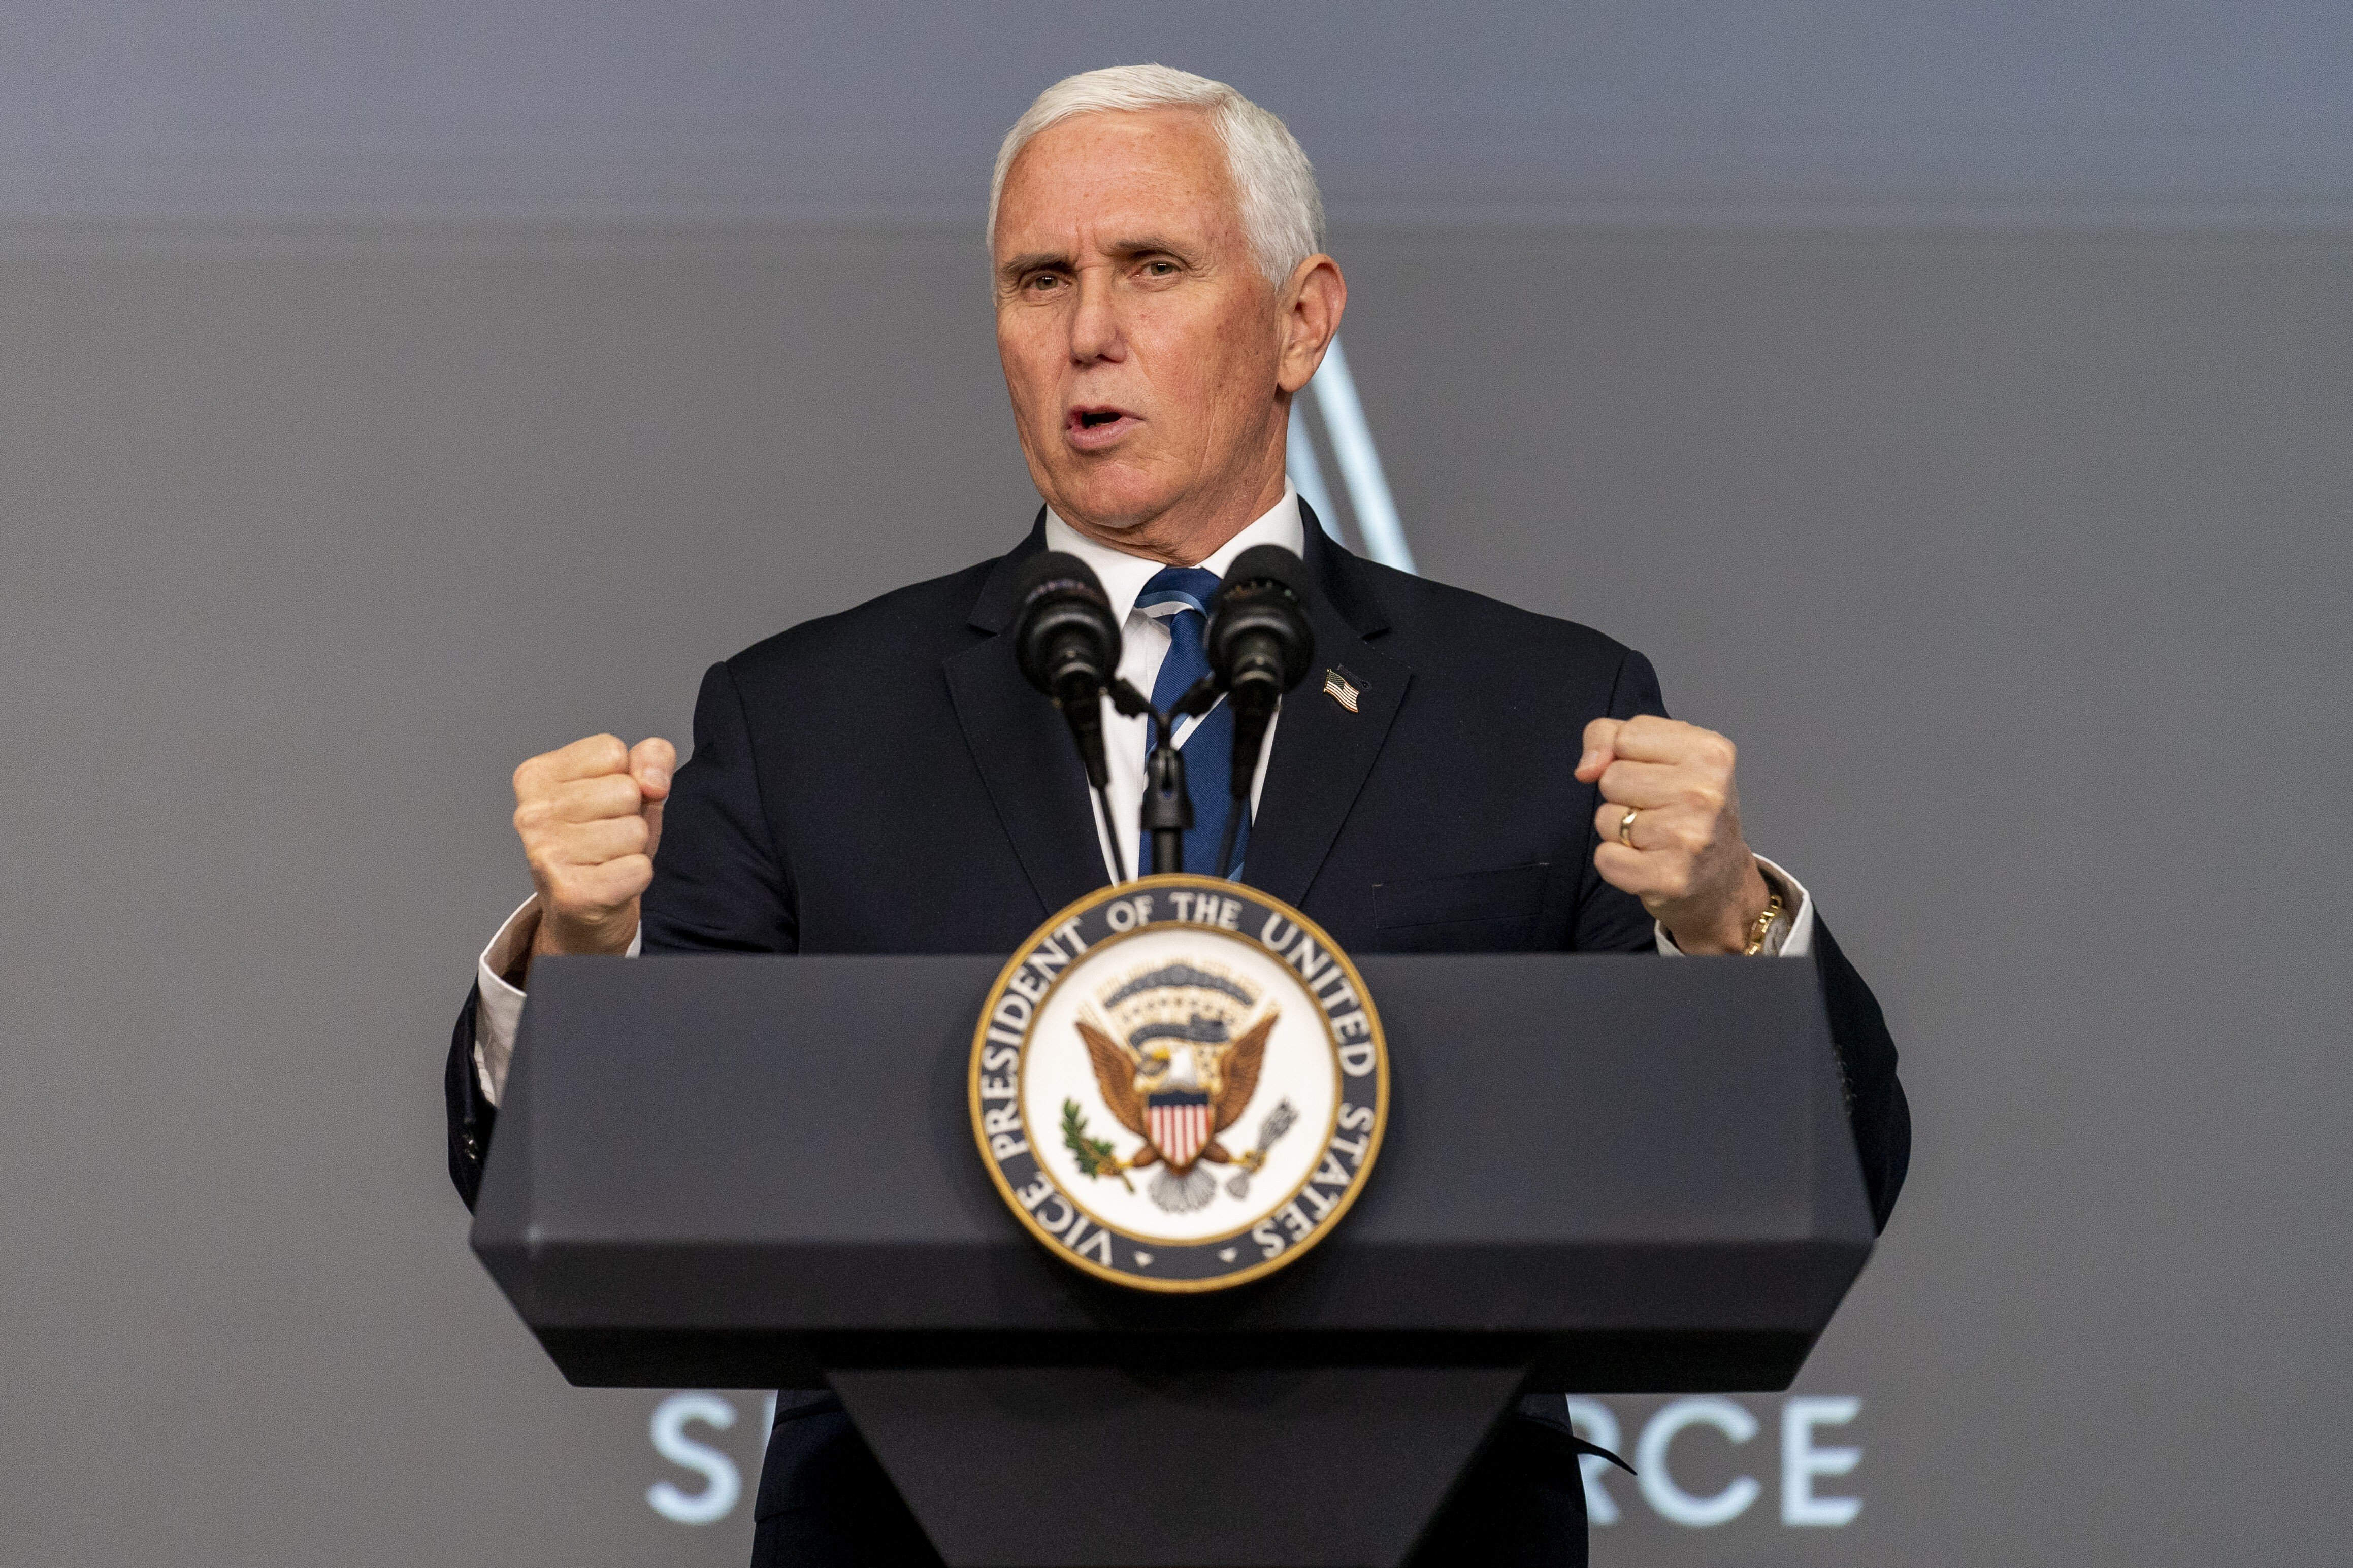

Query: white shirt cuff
[472,896,642,1107]
[1653,854,1815,959]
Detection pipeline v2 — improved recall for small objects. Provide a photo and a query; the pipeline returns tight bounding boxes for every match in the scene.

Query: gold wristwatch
[1742,887,1790,956]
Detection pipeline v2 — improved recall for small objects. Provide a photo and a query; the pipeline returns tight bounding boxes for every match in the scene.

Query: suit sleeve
[641,658,799,956]
[1812,919,1912,1232]
[441,659,800,1210]
[444,986,495,1211]
[1565,645,1912,1234]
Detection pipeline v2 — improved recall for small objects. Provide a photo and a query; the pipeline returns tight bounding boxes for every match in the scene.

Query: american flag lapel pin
[1322,667,1362,713]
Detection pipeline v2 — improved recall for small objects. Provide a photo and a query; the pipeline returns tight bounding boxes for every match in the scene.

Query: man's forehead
[995,108,1238,253]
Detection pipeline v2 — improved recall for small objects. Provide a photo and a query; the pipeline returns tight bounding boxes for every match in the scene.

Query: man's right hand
[512,733,676,965]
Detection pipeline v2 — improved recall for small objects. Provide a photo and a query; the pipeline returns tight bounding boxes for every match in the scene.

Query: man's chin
[1045,470,1178,536]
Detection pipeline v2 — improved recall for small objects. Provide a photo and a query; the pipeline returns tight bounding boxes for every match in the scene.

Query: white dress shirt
[471,485,1813,1104]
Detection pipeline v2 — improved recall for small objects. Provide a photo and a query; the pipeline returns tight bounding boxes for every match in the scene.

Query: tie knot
[1137,566,1222,620]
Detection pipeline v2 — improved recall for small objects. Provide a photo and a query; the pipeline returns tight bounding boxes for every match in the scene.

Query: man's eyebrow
[998,251,1070,279]
[1106,235,1197,259]
[997,237,1201,278]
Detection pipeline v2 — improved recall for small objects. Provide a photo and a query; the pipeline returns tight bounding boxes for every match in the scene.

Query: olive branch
[1061,1099,1134,1192]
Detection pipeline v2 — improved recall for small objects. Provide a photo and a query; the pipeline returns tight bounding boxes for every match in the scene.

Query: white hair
[987,64,1326,287]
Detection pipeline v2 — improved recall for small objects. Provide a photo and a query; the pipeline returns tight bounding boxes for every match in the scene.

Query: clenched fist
[1575,714,1772,955]
[512,733,676,966]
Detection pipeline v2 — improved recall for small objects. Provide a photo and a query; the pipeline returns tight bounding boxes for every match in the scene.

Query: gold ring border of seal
[966,872,1389,1295]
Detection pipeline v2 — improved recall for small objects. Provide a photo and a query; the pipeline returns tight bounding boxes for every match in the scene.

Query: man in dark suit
[446,64,1908,1567]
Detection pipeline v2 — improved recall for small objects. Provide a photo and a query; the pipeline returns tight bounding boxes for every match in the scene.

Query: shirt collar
[1043,484,1305,625]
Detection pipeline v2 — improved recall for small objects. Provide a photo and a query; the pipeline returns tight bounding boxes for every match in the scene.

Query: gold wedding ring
[1618,806,1640,849]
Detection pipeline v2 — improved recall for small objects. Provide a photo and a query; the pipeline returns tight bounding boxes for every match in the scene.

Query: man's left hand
[1576,715,1773,954]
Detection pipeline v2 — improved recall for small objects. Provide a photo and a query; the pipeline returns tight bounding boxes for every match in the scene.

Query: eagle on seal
[1076,1006,1278,1214]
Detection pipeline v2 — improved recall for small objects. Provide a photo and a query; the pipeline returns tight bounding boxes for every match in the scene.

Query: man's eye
[1145,260,1178,276]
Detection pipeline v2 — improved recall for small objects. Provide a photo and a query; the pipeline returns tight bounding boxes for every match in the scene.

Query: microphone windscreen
[1220,544,1312,601]
[1014,549,1107,606]
[1208,544,1315,697]
[1012,549,1120,702]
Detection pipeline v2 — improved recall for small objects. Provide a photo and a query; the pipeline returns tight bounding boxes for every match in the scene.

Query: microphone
[1012,551,1128,881]
[1204,545,1316,877]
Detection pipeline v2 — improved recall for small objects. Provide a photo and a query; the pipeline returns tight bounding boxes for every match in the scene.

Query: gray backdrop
[6,7,2351,1566]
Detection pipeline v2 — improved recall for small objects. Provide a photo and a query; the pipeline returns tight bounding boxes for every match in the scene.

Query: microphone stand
[1109,676,1221,877]
[1214,696,1274,883]
[1213,791,1245,887]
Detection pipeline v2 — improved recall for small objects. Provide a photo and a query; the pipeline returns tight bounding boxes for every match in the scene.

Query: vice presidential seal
[969,874,1389,1292]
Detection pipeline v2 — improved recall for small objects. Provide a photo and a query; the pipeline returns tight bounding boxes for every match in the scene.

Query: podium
[472,952,1874,1566]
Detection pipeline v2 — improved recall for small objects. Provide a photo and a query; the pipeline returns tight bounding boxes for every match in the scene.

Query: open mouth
[1066,405,1141,449]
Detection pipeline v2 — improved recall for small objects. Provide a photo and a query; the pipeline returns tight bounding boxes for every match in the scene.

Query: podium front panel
[472,953,1874,1390]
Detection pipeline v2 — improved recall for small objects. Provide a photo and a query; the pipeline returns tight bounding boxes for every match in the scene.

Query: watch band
[1742,889,1789,957]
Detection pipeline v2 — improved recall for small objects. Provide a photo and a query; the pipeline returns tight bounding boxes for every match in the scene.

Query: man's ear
[1276,255,1347,394]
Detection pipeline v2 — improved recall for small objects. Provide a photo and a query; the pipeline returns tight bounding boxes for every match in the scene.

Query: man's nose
[1068,265,1126,364]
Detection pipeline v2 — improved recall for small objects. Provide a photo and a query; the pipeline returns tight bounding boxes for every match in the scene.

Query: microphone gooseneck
[1012,551,1129,882]
[1204,545,1316,880]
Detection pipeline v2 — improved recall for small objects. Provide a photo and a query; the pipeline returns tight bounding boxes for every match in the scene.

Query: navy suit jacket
[442,504,1908,1562]
[447,503,1908,1226]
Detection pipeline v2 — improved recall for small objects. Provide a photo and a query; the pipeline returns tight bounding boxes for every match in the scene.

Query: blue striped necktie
[1138,566,1249,878]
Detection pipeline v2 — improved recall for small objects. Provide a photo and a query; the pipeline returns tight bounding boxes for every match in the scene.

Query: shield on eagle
[1147,1090,1213,1169]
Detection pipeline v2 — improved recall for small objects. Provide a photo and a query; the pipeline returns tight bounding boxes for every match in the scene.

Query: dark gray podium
[472,953,1874,1567]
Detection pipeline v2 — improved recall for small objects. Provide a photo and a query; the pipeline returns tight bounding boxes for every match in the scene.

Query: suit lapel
[1243,506,1413,907]
[944,511,1109,916]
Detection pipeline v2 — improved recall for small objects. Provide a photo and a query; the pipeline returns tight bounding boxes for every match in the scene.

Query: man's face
[992,109,1290,543]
